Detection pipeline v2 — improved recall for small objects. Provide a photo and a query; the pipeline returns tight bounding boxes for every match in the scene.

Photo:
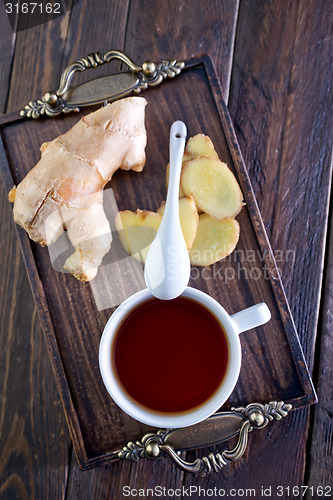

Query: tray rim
[0,55,317,470]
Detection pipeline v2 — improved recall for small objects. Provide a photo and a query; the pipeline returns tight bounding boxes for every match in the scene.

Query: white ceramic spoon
[144,121,190,300]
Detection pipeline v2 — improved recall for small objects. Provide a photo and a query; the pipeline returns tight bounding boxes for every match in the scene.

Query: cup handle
[231,303,271,335]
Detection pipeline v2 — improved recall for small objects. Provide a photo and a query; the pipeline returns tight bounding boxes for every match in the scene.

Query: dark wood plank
[306,209,333,491]
[66,450,184,500]
[207,0,333,493]
[6,5,73,113]
[0,5,75,500]
[0,3,17,111]
[0,166,70,500]
[61,0,130,76]
[123,0,240,102]
[229,0,333,359]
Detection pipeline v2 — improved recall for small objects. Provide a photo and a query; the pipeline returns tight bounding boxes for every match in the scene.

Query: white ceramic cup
[99,287,271,428]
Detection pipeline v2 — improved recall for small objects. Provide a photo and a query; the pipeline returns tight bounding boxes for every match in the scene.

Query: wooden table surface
[0,1,332,498]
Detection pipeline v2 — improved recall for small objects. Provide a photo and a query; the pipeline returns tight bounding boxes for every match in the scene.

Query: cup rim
[99,287,242,428]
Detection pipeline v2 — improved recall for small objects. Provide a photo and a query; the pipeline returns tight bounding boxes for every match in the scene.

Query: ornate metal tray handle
[118,401,292,476]
[20,50,185,118]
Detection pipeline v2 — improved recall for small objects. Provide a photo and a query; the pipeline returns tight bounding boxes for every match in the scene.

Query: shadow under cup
[99,288,242,428]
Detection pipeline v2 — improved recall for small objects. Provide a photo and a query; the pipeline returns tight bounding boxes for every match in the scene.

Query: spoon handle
[166,121,187,210]
[158,120,187,241]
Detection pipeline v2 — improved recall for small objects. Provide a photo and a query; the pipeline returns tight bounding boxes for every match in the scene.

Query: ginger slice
[115,210,162,263]
[189,214,240,266]
[10,96,147,281]
[180,157,244,219]
[184,134,219,161]
[166,134,220,199]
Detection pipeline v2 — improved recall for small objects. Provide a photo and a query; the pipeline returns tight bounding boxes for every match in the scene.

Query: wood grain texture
[6,7,73,113]
[229,0,333,358]
[65,449,184,500]
[0,170,70,500]
[0,3,17,111]
[0,5,74,500]
[223,0,333,494]
[306,209,333,490]
[61,0,130,77]
[123,0,240,102]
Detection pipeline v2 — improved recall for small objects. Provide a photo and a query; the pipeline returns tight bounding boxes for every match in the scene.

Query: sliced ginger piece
[189,214,240,266]
[157,195,199,251]
[183,134,218,214]
[184,134,219,161]
[166,134,219,199]
[115,210,162,263]
[181,157,244,219]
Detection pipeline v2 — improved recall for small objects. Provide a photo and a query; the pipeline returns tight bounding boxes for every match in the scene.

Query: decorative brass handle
[20,50,185,118]
[118,401,292,476]
[56,50,142,97]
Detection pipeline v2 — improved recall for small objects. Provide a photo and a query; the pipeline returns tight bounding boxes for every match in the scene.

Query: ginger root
[10,96,147,281]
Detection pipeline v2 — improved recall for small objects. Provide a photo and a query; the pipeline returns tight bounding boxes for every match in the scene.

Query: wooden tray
[0,56,316,470]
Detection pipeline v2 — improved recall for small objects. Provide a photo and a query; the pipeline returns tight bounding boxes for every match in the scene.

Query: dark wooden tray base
[0,56,316,470]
